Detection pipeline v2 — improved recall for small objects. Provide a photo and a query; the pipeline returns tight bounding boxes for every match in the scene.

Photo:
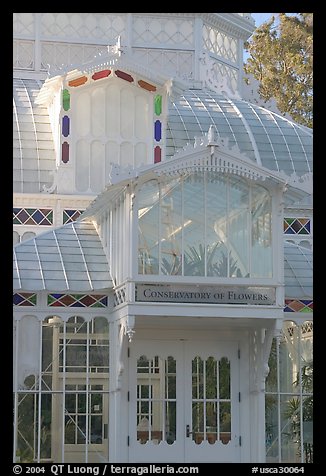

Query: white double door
[128,339,241,463]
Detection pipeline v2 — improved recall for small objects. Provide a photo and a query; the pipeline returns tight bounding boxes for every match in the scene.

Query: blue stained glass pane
[62,116,70,137]
[100,297,108,306]
[155,120,162,142]
[52,293,64,299]
[305,221,311,232]
[13,294,24,305]
[284,228,295,234]
[71,302,84,307]
[32,210,44,223]
[301,300,312,305]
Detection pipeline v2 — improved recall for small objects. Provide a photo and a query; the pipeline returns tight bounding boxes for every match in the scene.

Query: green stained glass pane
[13,218,20,224]
[284,218,295,226]
[300,307,312,313]
[154,95,162,115]
[71,294,83,299]
[298,228,309,235]
[63,89,70,111]
[47,295,56,305]
[47,211,53,223]
[30,294,37,305]
[91,301,104,308]
[26,208,35,215]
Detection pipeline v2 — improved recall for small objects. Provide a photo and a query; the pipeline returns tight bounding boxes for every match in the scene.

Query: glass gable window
[137,171,272,277]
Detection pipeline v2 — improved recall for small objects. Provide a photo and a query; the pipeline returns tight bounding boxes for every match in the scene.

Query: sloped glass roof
[13,78,56,193]
[13,221,113,292]
[167,89,312,177]
[284,241,313,299]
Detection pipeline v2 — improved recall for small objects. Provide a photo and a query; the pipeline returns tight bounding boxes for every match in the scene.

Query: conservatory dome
[167,89,312,177]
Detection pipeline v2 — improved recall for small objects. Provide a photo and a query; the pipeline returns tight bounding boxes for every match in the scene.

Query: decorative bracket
[251,324,276,394]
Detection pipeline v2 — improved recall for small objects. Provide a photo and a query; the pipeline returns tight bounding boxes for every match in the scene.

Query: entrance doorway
[129,339,241,463]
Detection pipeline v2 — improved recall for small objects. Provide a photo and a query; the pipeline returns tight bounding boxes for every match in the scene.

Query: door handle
[186,424,192,437]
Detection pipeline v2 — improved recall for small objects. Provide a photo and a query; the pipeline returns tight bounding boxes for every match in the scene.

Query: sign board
[135,284,276,305]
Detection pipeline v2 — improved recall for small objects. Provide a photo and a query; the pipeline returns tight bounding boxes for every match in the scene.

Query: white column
[34,13,42,72]
[194,16,203,81]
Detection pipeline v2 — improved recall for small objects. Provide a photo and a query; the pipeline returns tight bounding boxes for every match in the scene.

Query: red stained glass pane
[62,142,69,163]
[80,295,97,306]
[115,70,134,82]
[60,295,76,306]
[138,80,156,92]
[154,146,161,163]
[68,76,88,87]
[92,70,111,80]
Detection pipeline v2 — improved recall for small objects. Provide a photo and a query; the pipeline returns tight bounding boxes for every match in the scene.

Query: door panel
[184,342,240,462]
[129,340,240,463]
[129,342,184,462]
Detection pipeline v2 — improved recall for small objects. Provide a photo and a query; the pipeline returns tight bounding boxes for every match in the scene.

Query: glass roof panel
[167,89,312,176]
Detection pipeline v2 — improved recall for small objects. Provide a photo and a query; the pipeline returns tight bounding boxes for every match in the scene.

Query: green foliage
[244,13,313,128]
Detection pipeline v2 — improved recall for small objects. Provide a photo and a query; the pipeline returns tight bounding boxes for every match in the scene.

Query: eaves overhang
[36,46,190,107]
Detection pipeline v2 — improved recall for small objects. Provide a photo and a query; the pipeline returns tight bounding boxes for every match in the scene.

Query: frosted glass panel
[76,92,90,137]
[120,88,134,139]
[105,141,119,183]
[90,141,105,192]
[135,95,149,140]
[75,140,89,191]
[120,142,133,167]
[106,84,119,138]
[91,88,105,137]
[135,142,147,167]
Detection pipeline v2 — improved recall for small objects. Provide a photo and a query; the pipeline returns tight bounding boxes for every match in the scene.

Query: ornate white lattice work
[133,48,194,79]
[40,42,108,71]
[199,52,239,98]
[13,40,34,70]
[203,25,238,63]
[133,16,193,46]
[41,13,126,42]
[114,286,127,307]
[13,13,35,36]
[211,61,239,94]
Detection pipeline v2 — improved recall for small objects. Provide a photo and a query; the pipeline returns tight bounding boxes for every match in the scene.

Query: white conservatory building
[13,13,313,464]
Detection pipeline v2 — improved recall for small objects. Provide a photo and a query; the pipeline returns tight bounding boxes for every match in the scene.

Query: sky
[251,13,275,26]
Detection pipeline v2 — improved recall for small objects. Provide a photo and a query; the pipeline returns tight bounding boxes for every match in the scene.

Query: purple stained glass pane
[62,116,70,137]
[154,120,162,141]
